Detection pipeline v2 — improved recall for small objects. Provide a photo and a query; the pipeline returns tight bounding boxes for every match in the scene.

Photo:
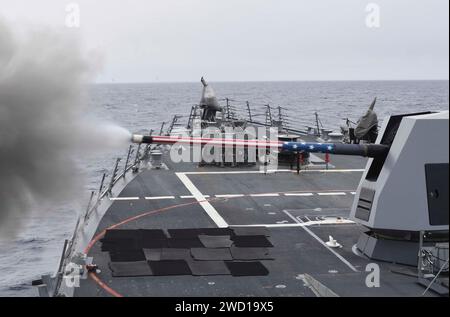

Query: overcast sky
[0,0,448,83]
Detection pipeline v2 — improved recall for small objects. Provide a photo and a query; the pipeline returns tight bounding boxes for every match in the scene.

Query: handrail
[64,144,152,263]
[422,258,449,296]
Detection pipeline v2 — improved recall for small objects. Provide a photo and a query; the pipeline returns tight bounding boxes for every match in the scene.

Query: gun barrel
[131,135,389,158]
[281,142,389,158]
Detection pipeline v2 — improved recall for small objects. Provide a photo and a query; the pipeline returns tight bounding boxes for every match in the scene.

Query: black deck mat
[168,237,204,248]
[198,235,233,248]
[191,248,233,261]
[225,261,269,277]
[101,239,142,252]
[188,261,231,276]
[230,247,274,261]
[161,248,192,260]
[102,230,168,248]
[168,228,234,239]
[230,227,270,237]
[140,229,167,240]
[103,229,141,241]
[143,249,162,261]
[109,249,146,262]
[109,261,153,277]
[167,229,203,239]
[141,238,169,248]
[199,228,234,236]
[148,260,192,276]
[232,235,274,248]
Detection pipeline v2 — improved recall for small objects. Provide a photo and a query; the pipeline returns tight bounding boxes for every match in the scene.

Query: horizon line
[93,78,450,85]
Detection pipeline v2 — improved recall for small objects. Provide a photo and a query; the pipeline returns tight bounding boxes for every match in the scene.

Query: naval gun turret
[350,111,448,266]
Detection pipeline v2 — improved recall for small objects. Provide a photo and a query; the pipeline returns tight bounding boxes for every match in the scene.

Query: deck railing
[58,99,326,291]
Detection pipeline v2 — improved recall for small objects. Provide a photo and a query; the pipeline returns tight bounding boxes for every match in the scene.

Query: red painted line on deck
[84,198,220,297]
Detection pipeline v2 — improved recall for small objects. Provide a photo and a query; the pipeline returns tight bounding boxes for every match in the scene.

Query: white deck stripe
[109,197,140,201]
[182,170,292,175]
[182,169,364,175]
[215,194,245,198]
[180,195,210,199]
[207,191,355,199]
[295,169,365,173]
[250,193,280,197]
[232,219,354,228]
[284,193,314,197]
[142,191,355,200]
[231,224,304,228]
[176,173,228,228]
[145,196,175,200]
[282,210,358,272]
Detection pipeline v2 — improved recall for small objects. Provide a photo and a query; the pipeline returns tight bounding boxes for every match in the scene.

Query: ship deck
[74,152,435,297]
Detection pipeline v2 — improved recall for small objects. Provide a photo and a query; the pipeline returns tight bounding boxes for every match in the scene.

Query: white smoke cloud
[0,19,130,237]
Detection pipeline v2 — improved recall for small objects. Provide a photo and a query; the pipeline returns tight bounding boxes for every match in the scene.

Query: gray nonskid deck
[74,150,435,297]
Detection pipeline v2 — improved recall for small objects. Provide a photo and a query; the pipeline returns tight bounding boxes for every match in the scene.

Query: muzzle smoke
[0,20,131,237]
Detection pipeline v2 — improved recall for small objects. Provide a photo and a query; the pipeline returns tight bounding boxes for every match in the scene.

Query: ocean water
[0,80,448,297]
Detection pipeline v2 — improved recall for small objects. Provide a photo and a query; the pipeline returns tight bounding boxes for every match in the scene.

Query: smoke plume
[0,20,131,237]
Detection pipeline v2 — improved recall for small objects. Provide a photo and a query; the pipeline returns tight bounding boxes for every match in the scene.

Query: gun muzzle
[131,134,153,144]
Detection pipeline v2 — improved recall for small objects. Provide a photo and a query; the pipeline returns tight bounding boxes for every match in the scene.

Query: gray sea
[0,80,448,297]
